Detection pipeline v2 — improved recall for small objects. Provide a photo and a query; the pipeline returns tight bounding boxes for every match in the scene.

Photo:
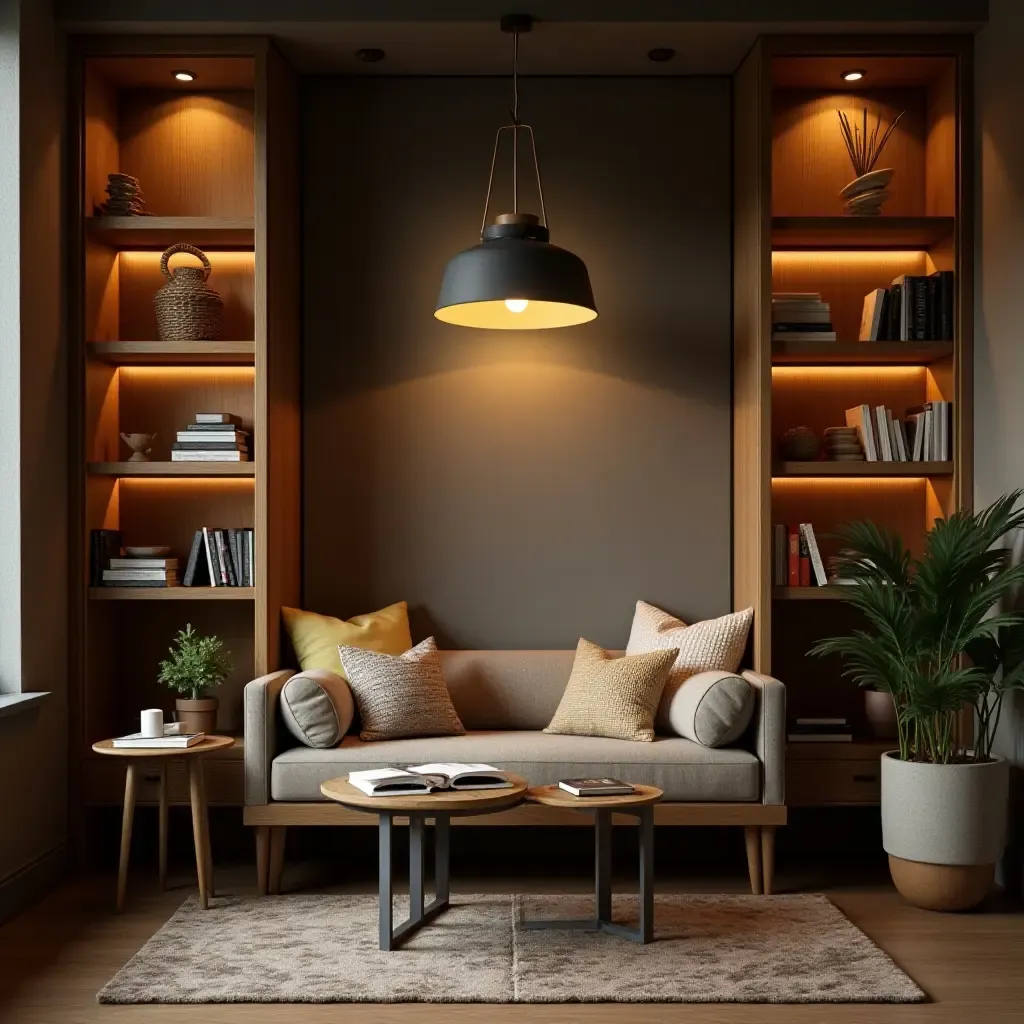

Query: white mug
[141,708,164,739]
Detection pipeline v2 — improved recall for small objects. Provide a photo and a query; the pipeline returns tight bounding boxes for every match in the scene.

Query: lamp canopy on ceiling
[434,14,597,330]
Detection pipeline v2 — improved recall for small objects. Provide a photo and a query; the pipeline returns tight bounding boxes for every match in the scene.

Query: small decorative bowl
[779,426,821,461]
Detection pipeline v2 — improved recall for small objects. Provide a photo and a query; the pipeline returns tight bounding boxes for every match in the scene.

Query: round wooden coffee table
[321,774,528,950]
[525,784,663,943]
[92,735,234,911]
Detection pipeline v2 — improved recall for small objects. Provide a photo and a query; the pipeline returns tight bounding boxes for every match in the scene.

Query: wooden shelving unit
[775,461,953,477]
[772,340,953,365]
[734,37,972,807]
[89,586,256,601]
[69,40,300,818]
[88,341,256,365]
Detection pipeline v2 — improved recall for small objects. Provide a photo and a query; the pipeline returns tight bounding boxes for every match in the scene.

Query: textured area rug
[99,893,925,1004]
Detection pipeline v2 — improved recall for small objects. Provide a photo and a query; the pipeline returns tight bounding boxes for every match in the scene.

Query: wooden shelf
[787,739,894,761]
[88,341,256,365]
[774,587,846,600]
[774,461,953,478]
[771,216,955,250]
[772,340,954,366]
[86,216,255,249]
[89,586,255,601]
[88,461,255,477]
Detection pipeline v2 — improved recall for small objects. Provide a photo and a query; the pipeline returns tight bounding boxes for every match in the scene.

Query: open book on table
[347,763,512,796]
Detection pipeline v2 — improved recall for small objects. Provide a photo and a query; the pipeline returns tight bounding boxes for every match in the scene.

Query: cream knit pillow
[625,601,753,734]
[543,638,678,742]
[339,636,465,742]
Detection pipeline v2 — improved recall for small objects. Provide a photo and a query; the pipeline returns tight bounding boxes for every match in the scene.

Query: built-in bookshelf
[734,38,972,806]
[69,40,300,825]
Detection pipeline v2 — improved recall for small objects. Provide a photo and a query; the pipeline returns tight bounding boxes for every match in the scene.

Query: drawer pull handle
[853,774,877,783]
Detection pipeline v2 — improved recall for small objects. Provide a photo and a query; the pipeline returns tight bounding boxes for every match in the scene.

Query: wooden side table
[92,735,234,911]
[524,783,663,943]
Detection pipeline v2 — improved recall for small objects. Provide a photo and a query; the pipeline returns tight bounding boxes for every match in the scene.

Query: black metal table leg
[378,812,453,951]
[520,807,656,943]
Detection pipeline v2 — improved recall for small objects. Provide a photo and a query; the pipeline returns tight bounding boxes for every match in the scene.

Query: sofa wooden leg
[269,826,287,895]
[761,826,776,895]
[255,826,270,896]
[744,826,763,895]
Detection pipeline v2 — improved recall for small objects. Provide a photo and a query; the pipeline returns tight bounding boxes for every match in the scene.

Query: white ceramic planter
[881,752,1009,910]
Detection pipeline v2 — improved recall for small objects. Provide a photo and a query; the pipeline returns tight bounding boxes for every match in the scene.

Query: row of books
[845,401,952,462]
[183,528,255,587]
[171,412,250,463]
[773,523,828,587]
[859,271,954,342]
[771,292,835,342]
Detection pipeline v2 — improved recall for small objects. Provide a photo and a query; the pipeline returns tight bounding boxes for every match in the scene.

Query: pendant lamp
[434,15,597,330]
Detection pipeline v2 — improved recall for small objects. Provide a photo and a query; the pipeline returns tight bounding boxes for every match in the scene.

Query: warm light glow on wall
[772,366,926,385]
[772,250,930,269]
[772,477,930,491]
[117,477,255,493]
[117,366,255,383]
[117,251,255,274]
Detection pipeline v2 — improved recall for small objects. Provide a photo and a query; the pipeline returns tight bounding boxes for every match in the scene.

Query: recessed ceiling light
[172,70,196,82]
[647,48,676,63]
[841,69,865,82]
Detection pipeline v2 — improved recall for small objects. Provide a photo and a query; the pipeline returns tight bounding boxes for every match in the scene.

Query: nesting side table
[91,735,234,911]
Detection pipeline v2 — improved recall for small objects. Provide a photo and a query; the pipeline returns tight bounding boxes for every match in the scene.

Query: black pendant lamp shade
[434,16,597,330]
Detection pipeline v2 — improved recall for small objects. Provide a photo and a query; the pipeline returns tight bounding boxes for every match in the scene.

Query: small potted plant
[158,623,232,734]
[812,491,1024,911]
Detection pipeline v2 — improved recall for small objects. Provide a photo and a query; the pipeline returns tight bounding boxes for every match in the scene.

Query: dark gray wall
[302,75,732,649]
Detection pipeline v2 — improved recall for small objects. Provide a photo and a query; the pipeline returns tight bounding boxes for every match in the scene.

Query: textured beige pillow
[663,669,754,747]
[625,601,753,732]
[279,669,355,749]
[339,636,465,742]
[543,638,678,743]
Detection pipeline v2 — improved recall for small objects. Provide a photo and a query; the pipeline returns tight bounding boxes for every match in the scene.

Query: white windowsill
[0,692,50,721]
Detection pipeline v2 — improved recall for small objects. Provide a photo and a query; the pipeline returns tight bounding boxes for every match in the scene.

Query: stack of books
[788,718,854,743]
[103,555,179,588]
[183,527,255,587]
[773,523,827,587]
[859,271,954,341]
[845,401,952,462]
[772,292,836,342]
[172,413,250,462]
[89,529,122,586]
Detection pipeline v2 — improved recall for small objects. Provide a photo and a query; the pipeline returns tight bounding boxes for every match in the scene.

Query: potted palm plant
[812,491,1024,911]
[158,623,232,734]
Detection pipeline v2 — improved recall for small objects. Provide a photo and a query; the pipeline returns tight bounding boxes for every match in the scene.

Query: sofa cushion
[340,636,465,741]
[279,670,354,749]
[270,731,761,803]
[282,601,412,677]
[663,670,754,748]
[440,650,579,730]
[544,639,677,742]
[625,601,753,733]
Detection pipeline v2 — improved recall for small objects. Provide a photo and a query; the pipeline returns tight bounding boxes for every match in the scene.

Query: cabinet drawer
[787,759,881,806]
[84,758,244,807]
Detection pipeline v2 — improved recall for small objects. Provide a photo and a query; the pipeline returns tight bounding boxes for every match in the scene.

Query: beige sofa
[243,649,786,894]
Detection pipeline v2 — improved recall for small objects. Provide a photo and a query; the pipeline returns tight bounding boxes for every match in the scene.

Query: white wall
[976,0,1024,892]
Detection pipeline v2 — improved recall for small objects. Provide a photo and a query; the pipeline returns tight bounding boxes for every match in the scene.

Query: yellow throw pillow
[544,638,678,742]
[282,602,412,677]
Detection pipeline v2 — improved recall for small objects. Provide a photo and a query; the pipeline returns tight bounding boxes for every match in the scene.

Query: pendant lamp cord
[512,29,519,214]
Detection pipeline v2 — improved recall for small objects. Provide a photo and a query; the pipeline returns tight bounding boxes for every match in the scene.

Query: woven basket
[154,243,223,341]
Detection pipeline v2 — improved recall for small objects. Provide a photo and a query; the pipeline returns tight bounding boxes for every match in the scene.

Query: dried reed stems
[837,107,905,177]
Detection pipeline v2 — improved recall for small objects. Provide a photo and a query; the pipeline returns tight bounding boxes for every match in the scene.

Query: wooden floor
[1,864,1022,1023]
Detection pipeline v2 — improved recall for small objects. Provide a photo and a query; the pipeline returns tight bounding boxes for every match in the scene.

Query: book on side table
[112,725,205,748]
[347,763,512,796]
[558,778,636,797]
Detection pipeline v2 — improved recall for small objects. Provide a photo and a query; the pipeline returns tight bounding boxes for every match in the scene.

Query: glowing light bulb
[841,69,865,82]
[173,70,196,82]
[504,298,529,313]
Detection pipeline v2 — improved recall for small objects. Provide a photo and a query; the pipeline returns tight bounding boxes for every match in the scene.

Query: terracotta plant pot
[881,752,1009,911]
[175,697,218,735]
[864,689,898,739]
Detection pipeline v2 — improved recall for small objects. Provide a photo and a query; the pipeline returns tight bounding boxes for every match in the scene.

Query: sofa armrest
[244,669,296,805]
[742,670,786,805]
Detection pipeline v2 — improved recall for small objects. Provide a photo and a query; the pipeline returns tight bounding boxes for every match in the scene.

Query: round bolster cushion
[664,669,754,747]
[279,669,355,748]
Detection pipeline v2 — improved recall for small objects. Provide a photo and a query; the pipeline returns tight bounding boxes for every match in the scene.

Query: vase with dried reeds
[836,106,905,215]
